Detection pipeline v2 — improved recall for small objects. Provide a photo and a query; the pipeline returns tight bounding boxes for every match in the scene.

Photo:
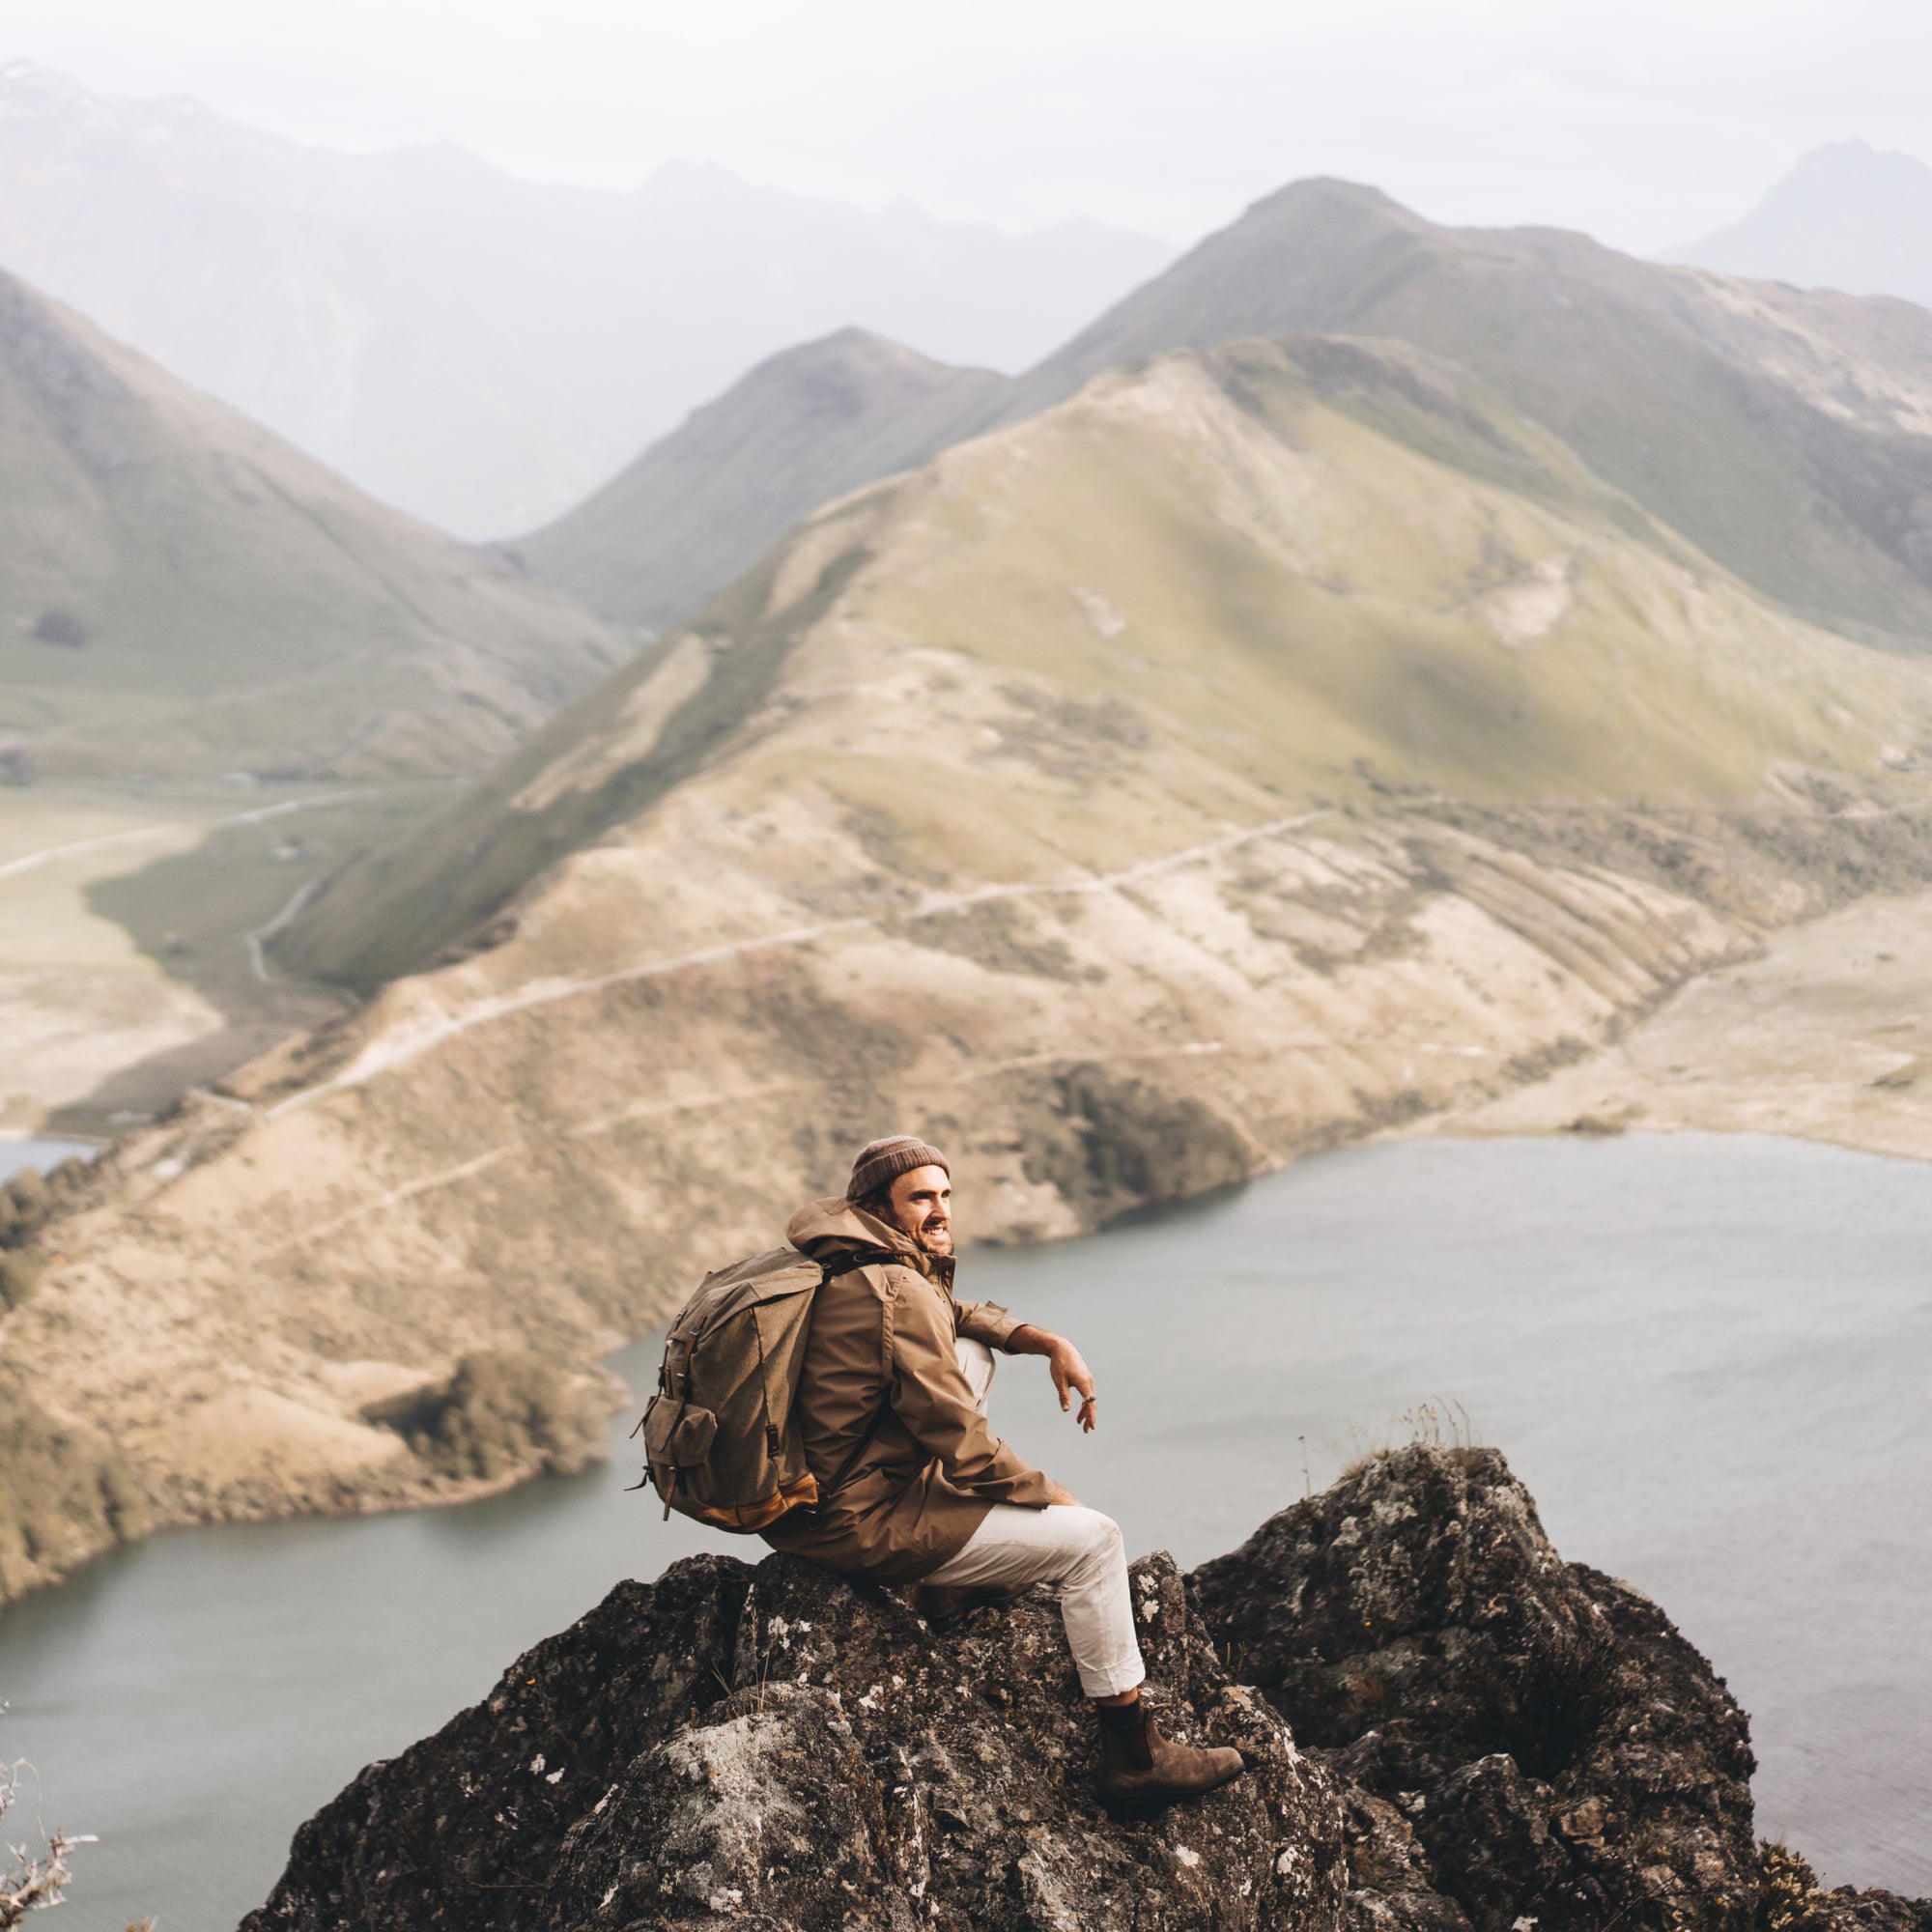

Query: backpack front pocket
[642,1398,718,1469]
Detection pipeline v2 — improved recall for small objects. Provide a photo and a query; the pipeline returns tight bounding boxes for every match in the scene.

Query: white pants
[923,1337,1147,1699]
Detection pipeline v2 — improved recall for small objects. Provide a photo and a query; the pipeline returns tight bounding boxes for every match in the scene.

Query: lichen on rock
[242,1447,1931,1932]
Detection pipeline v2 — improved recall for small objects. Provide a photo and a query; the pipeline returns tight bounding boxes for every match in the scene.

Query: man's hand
[1045,1481,1083,1507]
[1009,1324,1099,1434]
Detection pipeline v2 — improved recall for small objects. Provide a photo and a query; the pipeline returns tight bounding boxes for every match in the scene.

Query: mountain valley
[11,326,1932,1605]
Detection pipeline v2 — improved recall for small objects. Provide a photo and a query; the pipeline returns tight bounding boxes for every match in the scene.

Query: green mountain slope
[526,178,1932,654]
[512,327,1008,632]
[0,268,629,781]
[1006,178,1932,645]
[282,332,1932,991]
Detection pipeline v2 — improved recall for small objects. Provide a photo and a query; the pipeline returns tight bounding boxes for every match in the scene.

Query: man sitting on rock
[766,1133,1245,1812]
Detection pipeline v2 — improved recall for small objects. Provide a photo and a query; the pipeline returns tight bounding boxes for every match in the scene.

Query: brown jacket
[760,1197,1056,1581]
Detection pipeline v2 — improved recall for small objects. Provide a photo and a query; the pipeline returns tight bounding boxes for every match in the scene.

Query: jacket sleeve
[889,1276,1055,1507]
[952,1296,1025,1351]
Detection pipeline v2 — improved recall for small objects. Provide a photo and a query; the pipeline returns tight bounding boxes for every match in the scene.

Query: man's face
[885,1165,952,1257]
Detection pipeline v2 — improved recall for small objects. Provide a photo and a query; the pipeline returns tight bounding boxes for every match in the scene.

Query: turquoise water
[0,1132,1926,1928]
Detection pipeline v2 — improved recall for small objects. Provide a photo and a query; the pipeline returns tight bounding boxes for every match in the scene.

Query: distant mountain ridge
[528,176,1932,654]
[0,265,625,781]
[1670,140,1932,311]
[0,59,1174,535]
[512,328,1009,631]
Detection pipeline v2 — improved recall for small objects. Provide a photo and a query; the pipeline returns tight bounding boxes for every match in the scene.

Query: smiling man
[766,1133,1245,1812]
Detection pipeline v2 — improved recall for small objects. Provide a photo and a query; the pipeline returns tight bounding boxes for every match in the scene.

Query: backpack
[634,1243,893,1531]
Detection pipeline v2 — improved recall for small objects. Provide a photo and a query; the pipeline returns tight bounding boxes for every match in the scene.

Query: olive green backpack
[635,1244,891,1532]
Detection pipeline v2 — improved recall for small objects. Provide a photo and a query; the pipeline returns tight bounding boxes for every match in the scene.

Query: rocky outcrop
[1189,1446,1759,1931]
[242,1448,1929,1932]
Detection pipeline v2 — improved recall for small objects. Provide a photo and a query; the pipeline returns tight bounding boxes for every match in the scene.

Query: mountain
[0,60,1174,535]
[12,330,1932,1603]
[1000,177,1932,647]
[529,177,1932,652]
[511,328,1009,632]
[298,329,1932,986]
[1671,141,1932,312]
[0,266,626,781]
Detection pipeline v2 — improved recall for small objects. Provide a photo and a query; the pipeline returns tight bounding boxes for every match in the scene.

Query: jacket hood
[786,1196,952,1285]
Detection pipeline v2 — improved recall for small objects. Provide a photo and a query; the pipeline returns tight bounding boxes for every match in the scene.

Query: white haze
[1670,140,1932,310]
[0,63,1172,534]
[6,0,1932,254]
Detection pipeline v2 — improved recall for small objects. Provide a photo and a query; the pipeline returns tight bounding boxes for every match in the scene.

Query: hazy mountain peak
[0,62,1175,534]
[1670,139,1932,308]
[516,322,1009,628]
[0,261,626,780]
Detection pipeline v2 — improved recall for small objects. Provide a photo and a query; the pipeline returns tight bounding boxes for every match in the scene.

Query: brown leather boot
[1095,1699,1246,1815]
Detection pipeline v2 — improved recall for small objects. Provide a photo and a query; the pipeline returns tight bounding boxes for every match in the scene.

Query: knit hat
[847,1134,950,1204]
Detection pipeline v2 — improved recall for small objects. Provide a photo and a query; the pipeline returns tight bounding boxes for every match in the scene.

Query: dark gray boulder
[244,1547,1349,1931]
[1185,1444,1926,1932]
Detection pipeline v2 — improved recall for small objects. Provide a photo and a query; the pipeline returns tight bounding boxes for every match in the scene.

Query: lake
[0,1138,97,1184]
[0,1131,1926,1928]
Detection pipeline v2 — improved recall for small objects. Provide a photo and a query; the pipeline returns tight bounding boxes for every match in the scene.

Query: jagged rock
[1188,1445,1757,1931]
[245,1448,1930,1932]
[241,1556,752,1930]
[247,1548,1349,1930]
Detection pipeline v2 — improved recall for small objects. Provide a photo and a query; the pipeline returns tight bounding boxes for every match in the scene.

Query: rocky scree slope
[0,266,628,781]
[242,1446,1929,1932]
[13,333,1932,1605]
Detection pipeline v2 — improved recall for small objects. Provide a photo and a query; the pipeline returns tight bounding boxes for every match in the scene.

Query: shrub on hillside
[369,1351,604,1483]
[1021,1063,1251,1226]
[1,1157,95,1253]
[0,1252,40,1311]
[0,1392,147,1602]
[0,1168,47,1242]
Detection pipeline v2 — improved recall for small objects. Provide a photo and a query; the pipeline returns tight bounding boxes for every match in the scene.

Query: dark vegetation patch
[897,897,1094,981]
[1018,1063,1250,1226]
[842,801,949,889]
[0,1157,96,1311]
[0,1391,147,1597]
[985,683,1149,780]
[1408,794,1932,926]
[362,1351,604,1483]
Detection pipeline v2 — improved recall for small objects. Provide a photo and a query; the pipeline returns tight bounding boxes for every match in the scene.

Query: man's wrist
[1007,1323,1060,1356]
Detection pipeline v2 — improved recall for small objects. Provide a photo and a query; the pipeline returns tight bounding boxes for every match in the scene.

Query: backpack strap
[805,1249,903,1508]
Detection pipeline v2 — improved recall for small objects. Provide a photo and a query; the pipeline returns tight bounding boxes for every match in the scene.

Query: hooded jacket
[760,1196,1057,1581]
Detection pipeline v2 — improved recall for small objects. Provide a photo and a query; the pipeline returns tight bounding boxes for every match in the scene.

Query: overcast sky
[3,0,1929,251]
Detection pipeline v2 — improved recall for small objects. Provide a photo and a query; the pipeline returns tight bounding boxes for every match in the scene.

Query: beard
[910,1217,953,1257]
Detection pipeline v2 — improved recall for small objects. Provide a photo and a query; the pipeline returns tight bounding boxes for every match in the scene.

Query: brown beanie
[847,1135,950,1204]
